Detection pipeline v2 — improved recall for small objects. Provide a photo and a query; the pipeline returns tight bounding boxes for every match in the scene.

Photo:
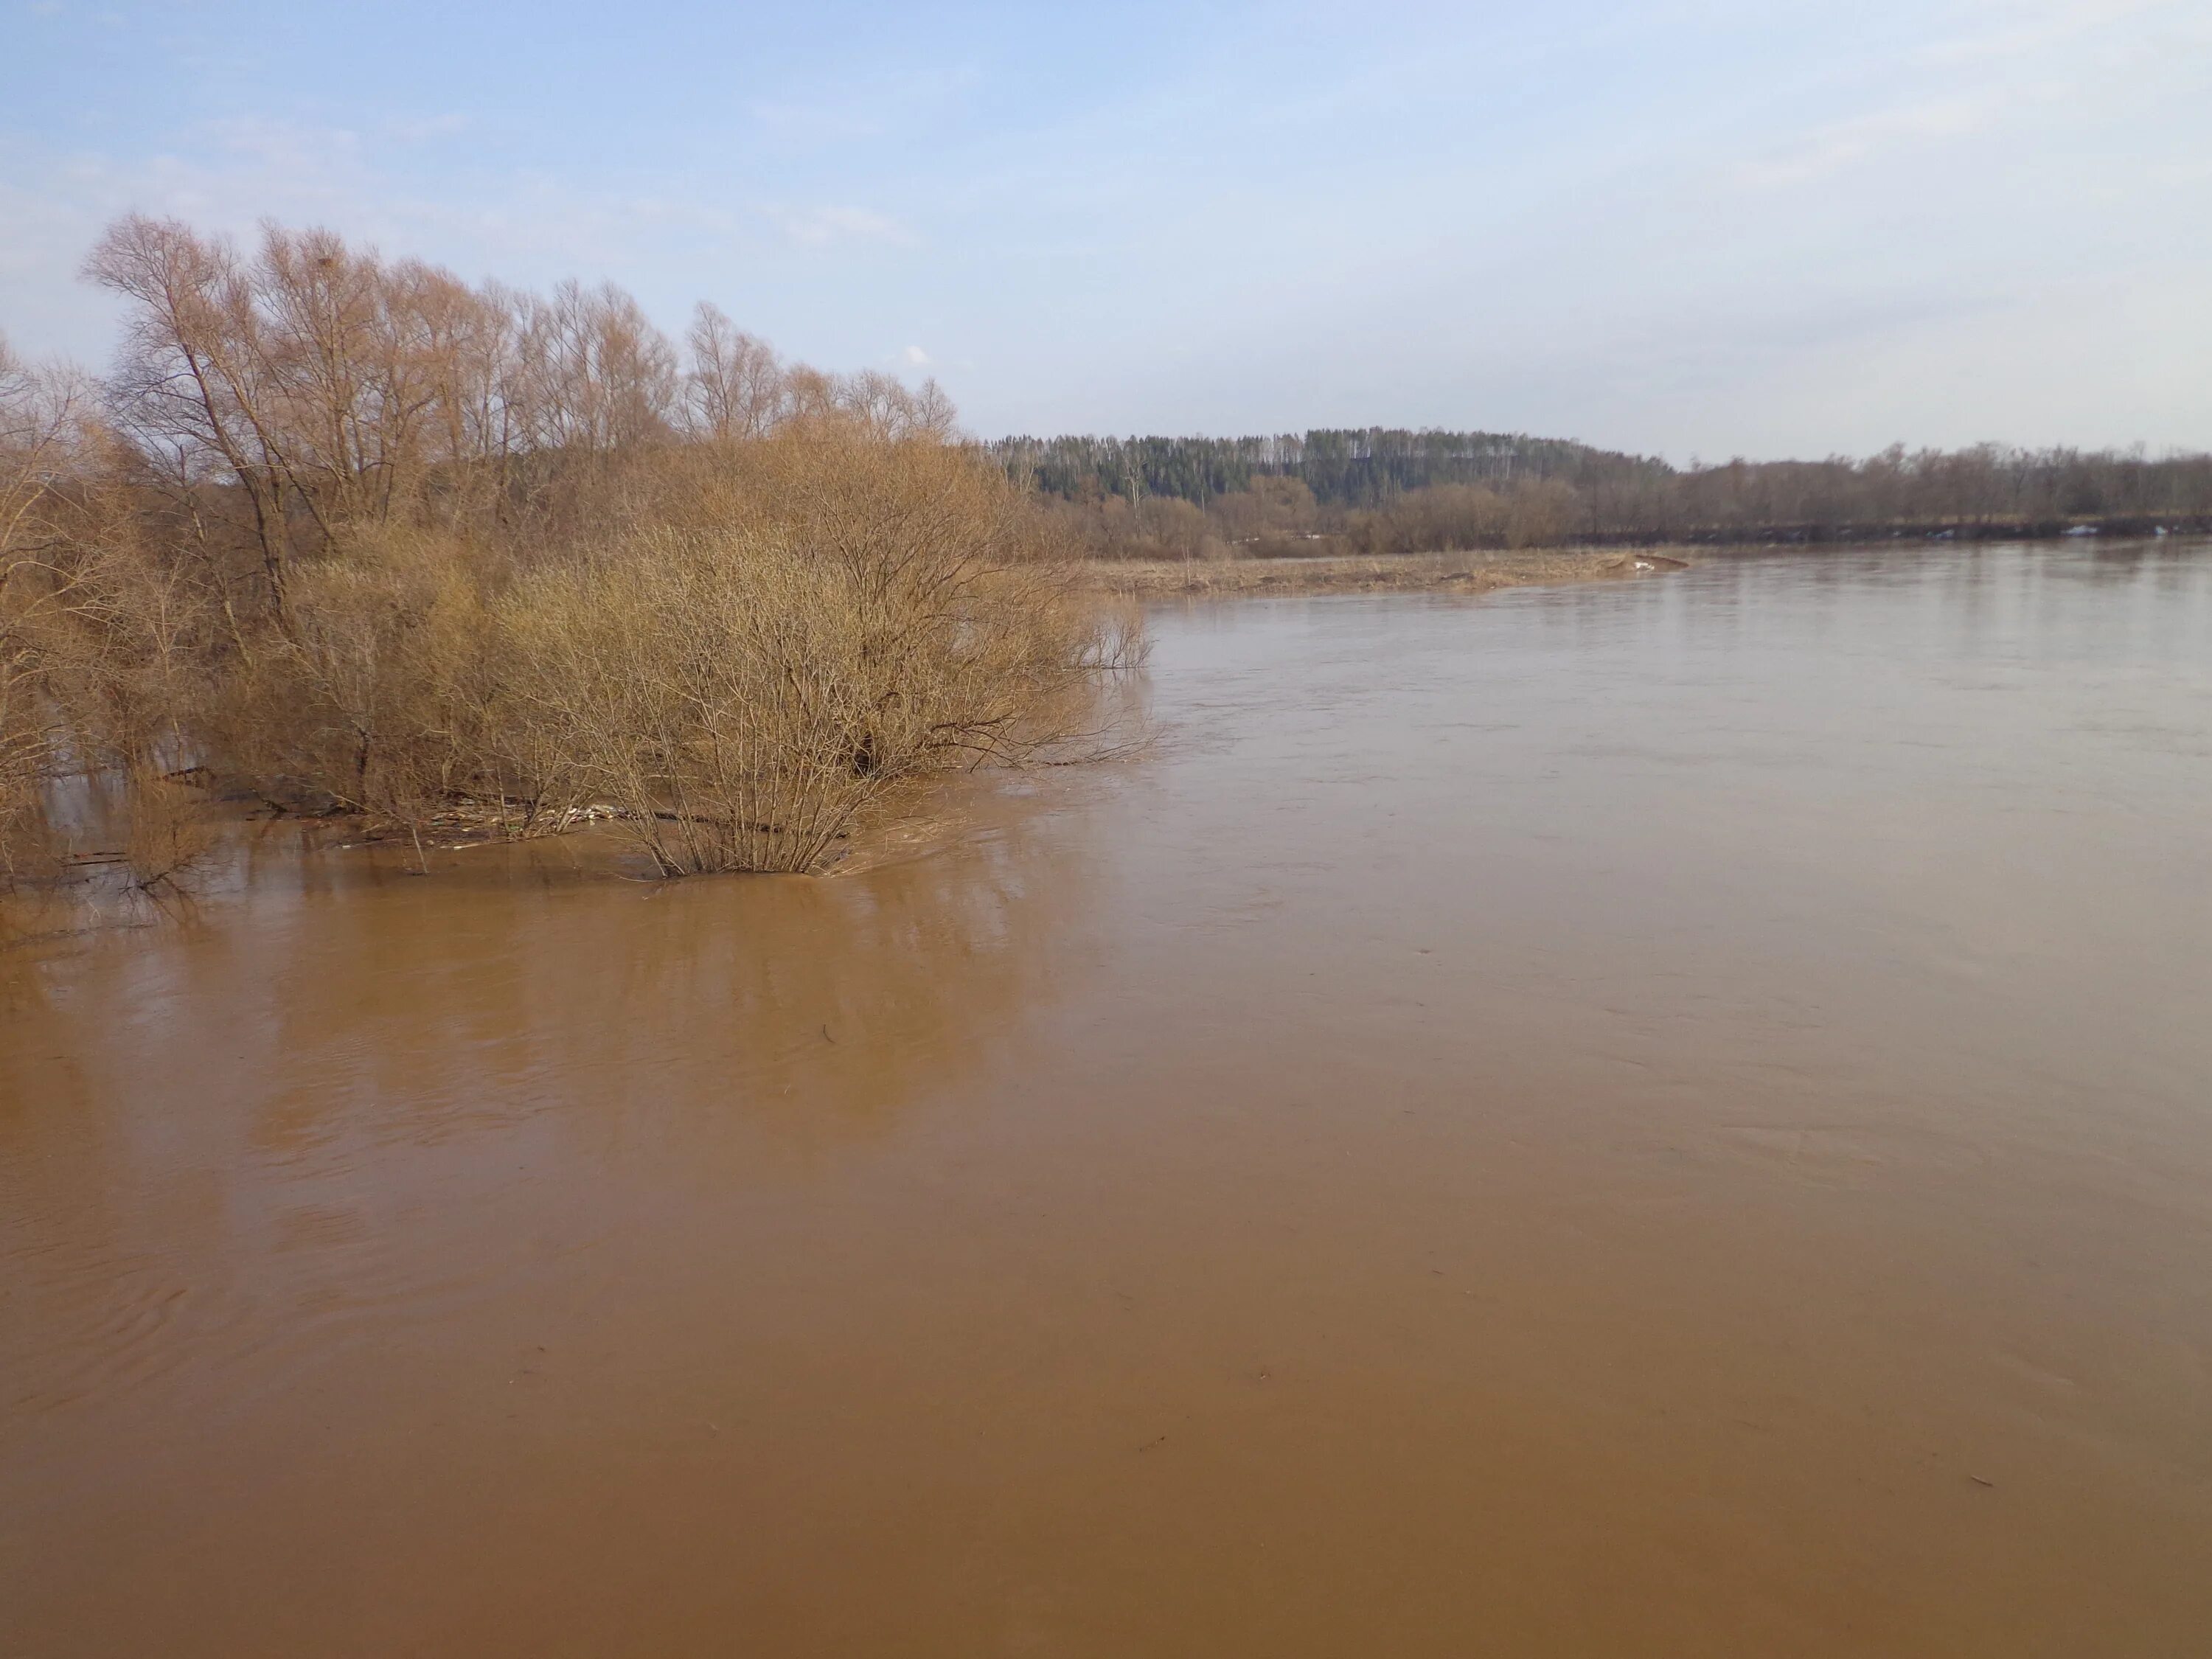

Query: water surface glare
[5,542,2211,1656]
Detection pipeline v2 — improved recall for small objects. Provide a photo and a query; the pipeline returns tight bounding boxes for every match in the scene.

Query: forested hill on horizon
[993,430,1641,507]
[990,428,2212,551]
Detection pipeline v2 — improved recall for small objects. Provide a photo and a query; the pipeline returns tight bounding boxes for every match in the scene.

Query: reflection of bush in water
[218,797,1099,1164]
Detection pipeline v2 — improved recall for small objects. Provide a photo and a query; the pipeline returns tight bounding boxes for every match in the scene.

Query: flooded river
[5,542,2211,1657]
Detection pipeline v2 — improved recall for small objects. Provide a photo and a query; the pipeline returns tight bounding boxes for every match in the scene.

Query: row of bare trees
[1006,430,2212,558]
[82,215,959,605]
[1044,456,2212,564]
[1,216,1127,896]
[1041,475,1598,563]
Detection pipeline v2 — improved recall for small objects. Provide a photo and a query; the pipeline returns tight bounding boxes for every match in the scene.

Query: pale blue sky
[3,0,2206,458]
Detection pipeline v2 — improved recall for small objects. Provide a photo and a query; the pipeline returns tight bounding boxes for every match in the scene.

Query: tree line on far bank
[992,431,2212,562]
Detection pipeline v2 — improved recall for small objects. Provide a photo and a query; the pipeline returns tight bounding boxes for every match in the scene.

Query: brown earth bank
[1082,546,1691,597]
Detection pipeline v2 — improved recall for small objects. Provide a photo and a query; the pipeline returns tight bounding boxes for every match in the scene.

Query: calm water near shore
[5,540,2211,1657]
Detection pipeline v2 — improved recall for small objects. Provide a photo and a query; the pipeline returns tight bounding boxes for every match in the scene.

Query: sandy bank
[1079,547,1690,597]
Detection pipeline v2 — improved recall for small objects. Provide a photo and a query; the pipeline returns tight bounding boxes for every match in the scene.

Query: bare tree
[684,302,785,440]
[511,279,678,456]
[84,215,297,597]
[0,333,76,879]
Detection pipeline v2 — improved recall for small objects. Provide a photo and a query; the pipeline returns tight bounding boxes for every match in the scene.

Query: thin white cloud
[1913,0,2165,66]
[1734,94,1998,189]
[197,114,364,165]
[902,344,931,366]
[771,204,912,248]
[386,113,470,144]
[749,99,887,145]
[748,64,980,149]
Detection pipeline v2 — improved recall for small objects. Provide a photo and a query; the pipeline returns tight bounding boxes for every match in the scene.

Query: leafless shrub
[0,333,83,885]
[496,429,1130,874]
[120,763,212,892]
[15,218,1141,883]
[201,528,495,837]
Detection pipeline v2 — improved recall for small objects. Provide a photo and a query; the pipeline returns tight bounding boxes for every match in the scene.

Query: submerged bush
[490,431,1130,873]
[97,428,1139,876]
[4,219,1144,883]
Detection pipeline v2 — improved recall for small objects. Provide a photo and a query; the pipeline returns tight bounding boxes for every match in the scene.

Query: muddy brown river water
[5,542,2211,1657]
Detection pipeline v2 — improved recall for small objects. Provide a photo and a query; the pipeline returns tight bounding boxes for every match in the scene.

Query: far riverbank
[1082,546,1689,598]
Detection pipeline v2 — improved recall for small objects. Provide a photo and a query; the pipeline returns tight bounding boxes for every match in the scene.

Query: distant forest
[990,429,2212,558]
[992,431,1618,507]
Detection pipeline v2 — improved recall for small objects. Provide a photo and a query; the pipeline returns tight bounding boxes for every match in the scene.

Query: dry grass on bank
[1081,546,1691,598]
